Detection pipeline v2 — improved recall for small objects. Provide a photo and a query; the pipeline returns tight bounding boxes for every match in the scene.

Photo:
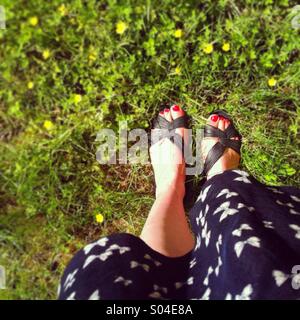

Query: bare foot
[201,113,241,179]
[150,105,187,199]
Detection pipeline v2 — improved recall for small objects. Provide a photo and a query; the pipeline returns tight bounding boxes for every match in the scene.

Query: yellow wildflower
[116,21,128,35]
[203,43,213,54]
[175,66,181,75]
[268,77,277,87]
[73,94,82,103]
[43,120,54,131]
[58,4,67,16]
[222,42,230,52]
[174,29,183,38]
[88,47,97,62]
[95,213,104,224]
[29,16,38,26]
[42,49,51,60]
[27,82,34,90]
[89,53,97,61]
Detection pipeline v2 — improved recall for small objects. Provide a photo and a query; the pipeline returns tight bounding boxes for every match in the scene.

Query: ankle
[155,183,185,200]
[207,164,239,179]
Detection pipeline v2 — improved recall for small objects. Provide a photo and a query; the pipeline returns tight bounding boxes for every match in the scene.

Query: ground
[0,0,299,299]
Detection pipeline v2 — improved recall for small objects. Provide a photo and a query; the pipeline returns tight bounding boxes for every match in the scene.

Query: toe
[224,118,230,130]
[164,108,172,122]
[223,118,240,141]
[170,104,184,121]
[208,114,220,127]
[170,104,186,141]
[218,116,226,131]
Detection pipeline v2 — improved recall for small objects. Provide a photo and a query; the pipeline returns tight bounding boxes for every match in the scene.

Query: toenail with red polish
[159,111,164,115]
[172,105,180,111]
[164,108,170,113]
[211,115,219,122]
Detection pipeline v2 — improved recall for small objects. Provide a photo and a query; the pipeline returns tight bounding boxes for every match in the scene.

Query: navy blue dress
[58,169,300,300]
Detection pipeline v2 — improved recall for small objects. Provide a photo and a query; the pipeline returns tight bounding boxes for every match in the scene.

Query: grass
[0,0,300,299]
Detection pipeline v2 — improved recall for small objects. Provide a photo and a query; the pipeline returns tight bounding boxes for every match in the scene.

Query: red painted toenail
[211,115,219,122]
[159,111,164,115]
[164,108,170,113]
[172,105,180,111]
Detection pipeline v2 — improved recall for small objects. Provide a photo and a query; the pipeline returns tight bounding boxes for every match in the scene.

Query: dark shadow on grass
[183,174,207,212]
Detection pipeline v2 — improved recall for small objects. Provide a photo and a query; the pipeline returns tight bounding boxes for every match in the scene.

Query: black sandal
[150,107,194,210]
[202,110,242,176]
[150,107,190,152]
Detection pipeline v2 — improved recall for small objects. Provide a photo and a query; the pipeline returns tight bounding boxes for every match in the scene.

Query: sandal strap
[221,138,241,155]
[150,113,189,155]
[208,109,233,121]
[224,123,242,140]
[149,128,169,145]
[172,115,188,129]
[203,142,226,175]
[153,115,189,130]
[153,116,171,129]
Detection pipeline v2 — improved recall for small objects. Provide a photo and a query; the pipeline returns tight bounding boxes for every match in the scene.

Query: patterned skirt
[58,169,300,300]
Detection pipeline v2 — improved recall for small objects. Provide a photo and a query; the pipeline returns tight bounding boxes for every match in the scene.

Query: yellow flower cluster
[202,42,231,54]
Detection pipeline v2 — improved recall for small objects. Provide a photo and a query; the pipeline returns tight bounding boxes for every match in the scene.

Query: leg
[140,106,195,257]
[140,187,195,257]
